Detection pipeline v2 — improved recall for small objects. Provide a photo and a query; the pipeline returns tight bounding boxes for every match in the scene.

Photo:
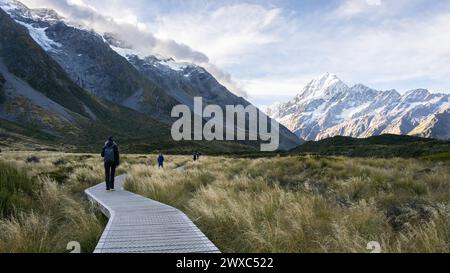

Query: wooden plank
[85,175,220,253]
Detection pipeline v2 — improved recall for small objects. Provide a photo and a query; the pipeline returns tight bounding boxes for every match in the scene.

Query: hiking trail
[85,174,220,253]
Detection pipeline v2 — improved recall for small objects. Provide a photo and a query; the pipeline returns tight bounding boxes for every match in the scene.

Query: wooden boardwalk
[85,175,220,253]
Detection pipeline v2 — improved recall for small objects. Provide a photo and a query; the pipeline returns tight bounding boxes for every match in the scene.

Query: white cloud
[241,76,314,99]
[315,8,450,90]
[17,0,450,105]
[367,0,382,5]
[335,0,383,18]
[242,0,450,99]
[21,0,209,62]
[18,0,251,97]
[153,3,287,66]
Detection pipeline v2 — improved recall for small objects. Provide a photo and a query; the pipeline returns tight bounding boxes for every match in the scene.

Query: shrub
[0,161,40,218]
[26,156,40,163]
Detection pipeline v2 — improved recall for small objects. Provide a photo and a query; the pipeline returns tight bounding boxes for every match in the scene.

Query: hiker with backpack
[193,151,201,161]
[157,153,165,169]
[101,136,120,191]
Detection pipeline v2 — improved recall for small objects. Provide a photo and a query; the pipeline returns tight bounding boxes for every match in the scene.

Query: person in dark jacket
[157,153,165,169]
[101,136,120,191]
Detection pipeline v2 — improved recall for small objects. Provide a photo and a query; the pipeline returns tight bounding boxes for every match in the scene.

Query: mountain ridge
[0,0,302,151]
[267,73,450,141]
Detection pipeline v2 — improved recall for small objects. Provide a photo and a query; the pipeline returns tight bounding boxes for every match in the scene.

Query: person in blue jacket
[157,153,165,169]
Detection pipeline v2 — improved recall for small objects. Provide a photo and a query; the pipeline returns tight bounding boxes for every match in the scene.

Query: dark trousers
[104,161,116,190]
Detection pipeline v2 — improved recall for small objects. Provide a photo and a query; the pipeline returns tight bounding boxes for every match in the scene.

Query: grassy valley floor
[0,152,449,253]
[125,155,450,253]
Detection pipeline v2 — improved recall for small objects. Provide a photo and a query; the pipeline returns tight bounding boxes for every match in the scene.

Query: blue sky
[21,0,450,107]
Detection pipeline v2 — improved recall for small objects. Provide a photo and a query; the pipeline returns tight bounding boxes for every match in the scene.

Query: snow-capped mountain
[267,73,450,140]
[103,41,301,149]
[0,0,254,112]
[0,0,302,150]
[0,0,180,120]
[0,0,62,51]
[104,33,250,109]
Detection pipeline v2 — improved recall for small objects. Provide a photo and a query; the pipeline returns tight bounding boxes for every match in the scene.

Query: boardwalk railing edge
[84,175,124,253]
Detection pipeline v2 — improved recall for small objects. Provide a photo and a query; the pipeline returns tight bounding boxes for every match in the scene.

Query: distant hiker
[157,153,165,169]
[101,136,120,191]
[193,151,198,161]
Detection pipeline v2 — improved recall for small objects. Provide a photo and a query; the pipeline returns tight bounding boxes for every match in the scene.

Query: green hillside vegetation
[293,135,450,158]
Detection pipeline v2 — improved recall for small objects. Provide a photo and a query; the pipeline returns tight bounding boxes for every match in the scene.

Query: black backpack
[104,146,115,163]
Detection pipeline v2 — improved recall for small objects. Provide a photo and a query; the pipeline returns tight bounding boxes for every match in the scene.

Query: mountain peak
[1,0,63,24]
[268,74,449,141]
[0,0,29,16]
[405,88,430,96]
[318,72,339,81]
[295,73,347,101]
[31,8,63,22]
[403,88,431,102]
[312,73,342,89]
[311,73,344,90]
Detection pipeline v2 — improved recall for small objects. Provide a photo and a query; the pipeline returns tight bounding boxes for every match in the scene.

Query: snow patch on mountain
[108,44,147,60]
[108,43,192,72]
[1,0,63,52]
[0,0,16,12]
[339,102,371,120]
[16,21,61,52]
[162,59,191,72]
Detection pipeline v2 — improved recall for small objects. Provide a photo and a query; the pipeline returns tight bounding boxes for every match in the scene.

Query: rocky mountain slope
[409,105,450,140]
[267,73,450,141]
[0,0,177,121]
[0,6,180,151]
[0,0,301,151]
[106,39,302,150]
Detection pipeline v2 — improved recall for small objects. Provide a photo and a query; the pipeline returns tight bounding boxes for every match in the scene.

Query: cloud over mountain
[19,0,248,97]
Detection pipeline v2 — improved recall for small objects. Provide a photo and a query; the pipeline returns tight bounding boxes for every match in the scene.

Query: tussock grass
[0,161,39,218]
[1,151,448,253]
[0,152,130,253]
[125,155,450,253]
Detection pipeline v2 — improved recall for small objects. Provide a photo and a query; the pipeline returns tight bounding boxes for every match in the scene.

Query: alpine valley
[1,0,448,153]
[0,0,301,152]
